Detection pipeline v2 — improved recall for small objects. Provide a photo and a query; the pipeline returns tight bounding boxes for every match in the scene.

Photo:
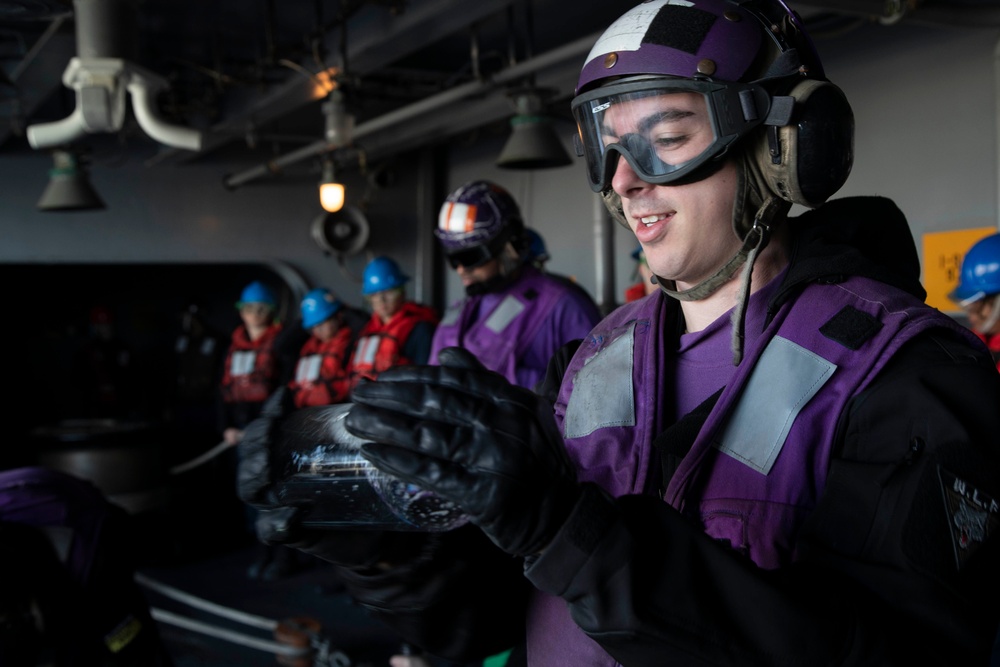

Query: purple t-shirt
[674,269,787,417]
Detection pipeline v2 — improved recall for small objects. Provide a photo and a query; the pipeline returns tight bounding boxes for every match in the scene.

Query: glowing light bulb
[319,181,345,213]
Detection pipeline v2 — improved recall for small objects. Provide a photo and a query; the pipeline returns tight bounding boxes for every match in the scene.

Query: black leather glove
[236,388,430,568]
[237,386,294,507]
[346,346,580,558]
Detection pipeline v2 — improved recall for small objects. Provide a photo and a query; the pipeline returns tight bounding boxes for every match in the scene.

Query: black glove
[346,346,580,557]
[237,386,294,507]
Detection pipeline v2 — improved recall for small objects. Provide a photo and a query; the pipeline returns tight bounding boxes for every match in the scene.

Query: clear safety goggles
[571,77,774,192]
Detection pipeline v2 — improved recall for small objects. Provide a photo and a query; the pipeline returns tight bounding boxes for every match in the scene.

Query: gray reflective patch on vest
[564,322,636,438]
[355,336,378,365]
[440,303,462,326]
[715,336,836,475]
[485,295,525,334]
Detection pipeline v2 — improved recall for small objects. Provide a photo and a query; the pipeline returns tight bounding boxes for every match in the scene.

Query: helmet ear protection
[755,78,854,208]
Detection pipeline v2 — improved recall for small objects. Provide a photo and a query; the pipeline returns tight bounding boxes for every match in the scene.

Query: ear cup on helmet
[756,79,855,208]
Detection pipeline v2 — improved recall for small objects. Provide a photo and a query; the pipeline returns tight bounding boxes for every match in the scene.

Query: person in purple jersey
[237,1,1000,665]
[0,466,173,666]
[430,180,601,390]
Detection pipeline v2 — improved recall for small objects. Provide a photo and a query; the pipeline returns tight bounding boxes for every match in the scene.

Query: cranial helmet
[362,256,410,295]
[300,288,343,329]
[951,233,1000,306]
[238,280,277,307]
[573,0,854,235]
[435,180,526,268]
[525,228,550,264]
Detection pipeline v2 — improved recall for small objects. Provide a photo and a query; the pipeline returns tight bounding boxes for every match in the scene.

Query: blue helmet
[300,288,343,328]
[238,280,277,307]
[524,228,550,264]
[362,256,410,295]
[951,233,1000,306]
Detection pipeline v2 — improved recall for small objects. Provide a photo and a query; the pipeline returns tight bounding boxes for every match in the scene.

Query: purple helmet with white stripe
[435,180,525,267]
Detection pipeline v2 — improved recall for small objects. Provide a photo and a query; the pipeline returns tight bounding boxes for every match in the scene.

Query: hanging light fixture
[496,87,572,170]
[37,149,106,212]
[317,90,354,213]
[319,155,345,213]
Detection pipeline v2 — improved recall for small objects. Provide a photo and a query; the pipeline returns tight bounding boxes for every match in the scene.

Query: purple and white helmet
[435,180,524,268]
[571,0,839,197]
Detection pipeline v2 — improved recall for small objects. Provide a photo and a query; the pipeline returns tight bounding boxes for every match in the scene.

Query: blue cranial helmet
[362,256,410,295]
[237,281,277,311]
[951,233,1000,306]
[300,288,343,328]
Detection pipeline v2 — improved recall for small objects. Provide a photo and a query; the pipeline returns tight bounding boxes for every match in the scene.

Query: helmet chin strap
[657,196,786,365]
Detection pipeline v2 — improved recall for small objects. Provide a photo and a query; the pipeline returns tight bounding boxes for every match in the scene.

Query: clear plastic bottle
[271,403,469,532]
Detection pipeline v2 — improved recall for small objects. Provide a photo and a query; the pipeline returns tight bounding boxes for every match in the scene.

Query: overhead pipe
[26,0,202,151]
[222,31,600,190]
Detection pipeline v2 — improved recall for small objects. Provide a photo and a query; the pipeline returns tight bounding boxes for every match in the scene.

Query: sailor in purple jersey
[430,180,601,390]
[238,1,1000,665]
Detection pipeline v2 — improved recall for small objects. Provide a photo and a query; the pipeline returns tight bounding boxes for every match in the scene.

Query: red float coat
[624,282,648,303]
[220,323,283,405]
[348,302,439,387]
[976,331,1000,373]
[288,327,353,408]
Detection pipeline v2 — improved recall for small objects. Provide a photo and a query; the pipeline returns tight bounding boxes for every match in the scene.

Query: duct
[222,31,599,190]
[25,0,202,152]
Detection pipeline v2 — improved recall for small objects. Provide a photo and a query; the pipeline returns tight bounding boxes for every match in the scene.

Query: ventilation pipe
[26,0,201,151]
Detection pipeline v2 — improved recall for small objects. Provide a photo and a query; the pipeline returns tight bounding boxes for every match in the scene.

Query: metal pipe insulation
[73,0,137,60]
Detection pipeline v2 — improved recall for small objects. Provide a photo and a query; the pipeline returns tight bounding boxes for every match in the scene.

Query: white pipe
[26,104,88,148]
[128,76,203,151]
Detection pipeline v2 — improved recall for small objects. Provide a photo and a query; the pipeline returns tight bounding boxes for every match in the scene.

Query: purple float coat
[524,275,979,666]
[0,465,113,585]
[430,265,600,389]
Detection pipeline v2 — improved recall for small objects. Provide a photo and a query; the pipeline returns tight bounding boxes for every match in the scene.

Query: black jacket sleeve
[524,329,1000,666]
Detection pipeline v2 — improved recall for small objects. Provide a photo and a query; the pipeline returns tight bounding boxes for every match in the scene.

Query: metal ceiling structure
[1,0,999,187]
